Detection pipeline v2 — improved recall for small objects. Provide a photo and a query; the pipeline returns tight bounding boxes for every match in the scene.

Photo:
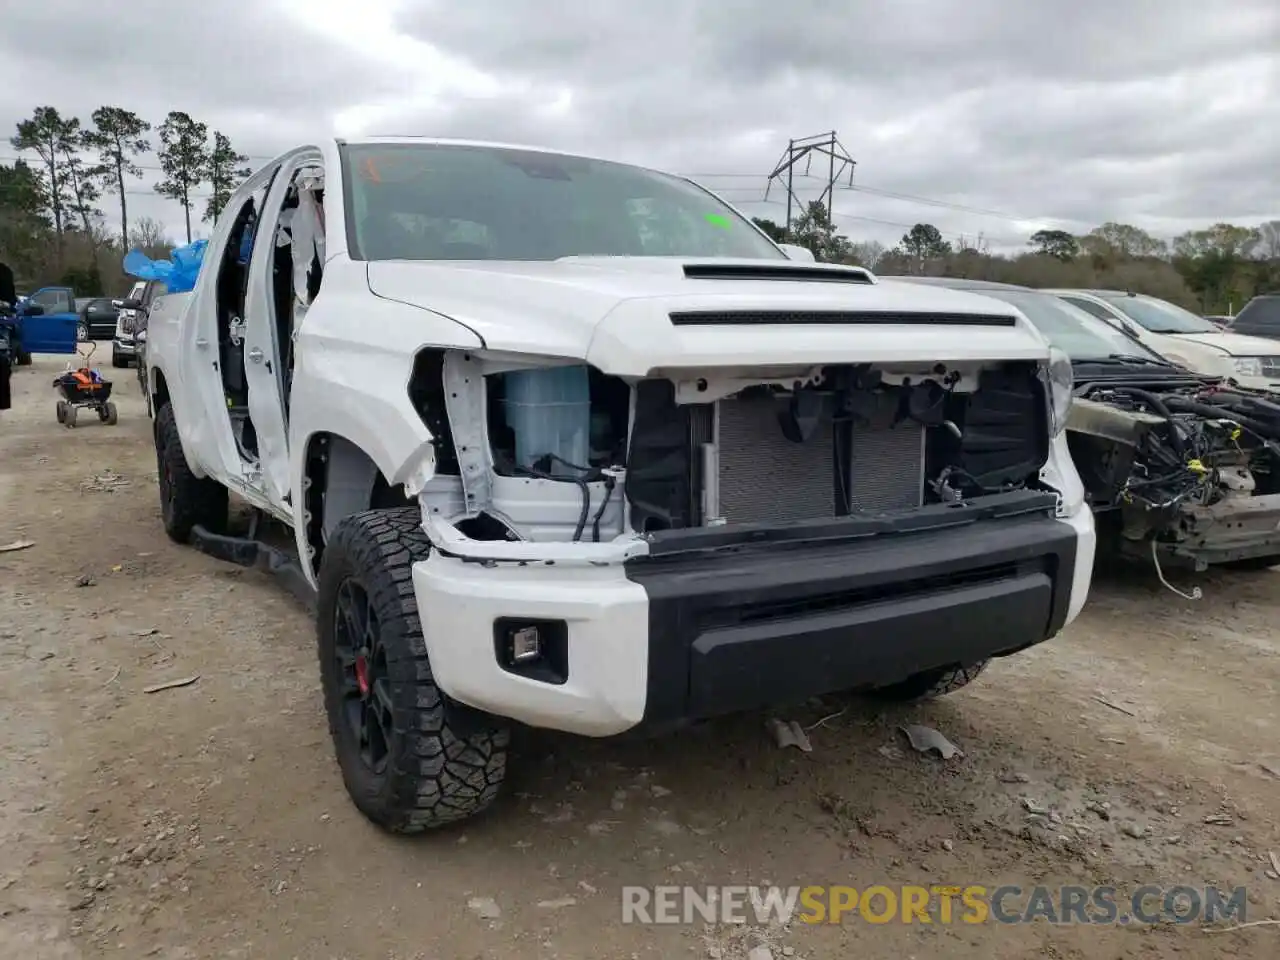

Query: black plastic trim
[639,488,1059,559]
[625,499,1077,730]
[190,524,318,615]
[668,310,1017,327]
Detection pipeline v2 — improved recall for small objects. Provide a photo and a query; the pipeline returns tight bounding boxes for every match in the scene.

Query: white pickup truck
[143,137,1096,833]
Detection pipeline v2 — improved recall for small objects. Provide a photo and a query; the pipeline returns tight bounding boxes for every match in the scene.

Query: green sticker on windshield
[704,213,731,229]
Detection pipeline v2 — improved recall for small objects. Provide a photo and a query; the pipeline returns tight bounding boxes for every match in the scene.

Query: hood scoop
[680,262,875,284]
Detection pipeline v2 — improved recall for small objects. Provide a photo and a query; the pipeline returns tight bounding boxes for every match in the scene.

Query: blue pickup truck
[1,282,81,361]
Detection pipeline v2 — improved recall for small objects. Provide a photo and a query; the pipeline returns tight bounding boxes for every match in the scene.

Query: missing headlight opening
[481,365,631,543]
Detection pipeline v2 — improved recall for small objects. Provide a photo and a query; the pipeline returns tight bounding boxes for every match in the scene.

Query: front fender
[288,336,433,494]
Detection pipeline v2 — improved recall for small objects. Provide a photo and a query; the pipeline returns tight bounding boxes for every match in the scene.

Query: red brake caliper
[354,654,370,696]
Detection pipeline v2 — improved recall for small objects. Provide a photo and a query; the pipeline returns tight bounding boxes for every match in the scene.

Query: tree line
[753,202,1280,315]
[1,104,252,295]
[3,105,1276,314]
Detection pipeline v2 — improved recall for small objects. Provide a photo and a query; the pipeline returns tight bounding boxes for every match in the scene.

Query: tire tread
[154,403,228,541]
[317,506,509,833]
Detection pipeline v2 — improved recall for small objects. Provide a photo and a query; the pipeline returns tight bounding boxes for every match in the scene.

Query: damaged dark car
[889,278,1280,575]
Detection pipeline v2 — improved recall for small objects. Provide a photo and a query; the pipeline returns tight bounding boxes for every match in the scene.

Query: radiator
[713,394,925,524]
[846,420,927,512]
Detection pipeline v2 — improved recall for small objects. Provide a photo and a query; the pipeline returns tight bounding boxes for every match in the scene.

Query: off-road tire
[153,402,228,542]
[867,661,990,703]
[317,506,509,834]
[100,402,118,425]
[111,349,128,368]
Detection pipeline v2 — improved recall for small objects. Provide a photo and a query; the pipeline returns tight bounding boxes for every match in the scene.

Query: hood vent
[669,310,1018,327]
[681,263,874,284]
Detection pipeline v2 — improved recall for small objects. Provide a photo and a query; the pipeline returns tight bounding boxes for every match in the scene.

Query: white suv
[1047,289,1280,392]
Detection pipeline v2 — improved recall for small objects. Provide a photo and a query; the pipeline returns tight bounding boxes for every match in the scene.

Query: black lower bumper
[625,490,1078,728]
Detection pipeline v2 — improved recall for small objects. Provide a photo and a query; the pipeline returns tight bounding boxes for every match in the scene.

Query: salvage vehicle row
[893,278,1280,577]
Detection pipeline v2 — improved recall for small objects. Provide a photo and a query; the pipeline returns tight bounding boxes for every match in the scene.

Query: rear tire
[100,402,118,425]
[154,402,228,542]
[317,506,510,834]
[76,321,88,342]
[56,400,67,423]
[111,349,128,368]
[64,405,77,428]
[17,351,31,366]
[867,661,989,703]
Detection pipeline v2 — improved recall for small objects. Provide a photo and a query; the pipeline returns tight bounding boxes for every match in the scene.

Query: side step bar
[189,518,499,738]
[189,524,318,616]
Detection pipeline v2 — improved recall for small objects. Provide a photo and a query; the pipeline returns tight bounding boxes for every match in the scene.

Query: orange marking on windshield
[362,157,381,183]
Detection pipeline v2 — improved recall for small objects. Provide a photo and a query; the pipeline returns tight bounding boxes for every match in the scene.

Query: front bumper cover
[413,489,1088,737]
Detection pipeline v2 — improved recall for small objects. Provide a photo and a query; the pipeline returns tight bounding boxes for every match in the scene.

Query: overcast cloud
[2,0,1277,250]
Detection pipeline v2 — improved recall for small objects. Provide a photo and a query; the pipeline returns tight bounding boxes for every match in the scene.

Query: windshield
[340,142,785,262]
[1100,294,1219,334]
[971,289,1169,363]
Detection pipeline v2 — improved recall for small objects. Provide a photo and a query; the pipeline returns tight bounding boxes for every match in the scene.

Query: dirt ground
[1,349,1278,960]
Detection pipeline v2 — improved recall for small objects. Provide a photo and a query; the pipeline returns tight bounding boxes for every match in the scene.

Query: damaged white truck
[143,137,1096,832]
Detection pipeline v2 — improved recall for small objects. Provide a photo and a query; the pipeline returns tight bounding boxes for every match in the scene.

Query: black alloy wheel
[332,576,394,773]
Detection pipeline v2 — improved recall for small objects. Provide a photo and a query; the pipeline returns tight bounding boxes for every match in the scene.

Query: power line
[0,183,212,198]
[1,151,1031,244]
[2,151,1038,225]
[0,154,270,174]
[722,193,1025,247]
[699,171,1030,224]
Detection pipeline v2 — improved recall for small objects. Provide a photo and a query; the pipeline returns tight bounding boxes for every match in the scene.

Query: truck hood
[366,258,1052,375]
[1166,330,1280,356]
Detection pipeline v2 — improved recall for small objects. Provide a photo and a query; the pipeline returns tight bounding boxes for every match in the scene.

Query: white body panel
[367,261,1053,373]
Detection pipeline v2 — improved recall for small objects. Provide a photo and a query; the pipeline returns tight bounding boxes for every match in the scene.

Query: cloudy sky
[2,0,1277,251]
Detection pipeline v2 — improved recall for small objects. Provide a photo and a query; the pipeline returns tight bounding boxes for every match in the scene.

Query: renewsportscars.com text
[621,884,1248,926]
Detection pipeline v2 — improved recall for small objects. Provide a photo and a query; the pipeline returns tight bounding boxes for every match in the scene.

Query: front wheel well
[151,367,171,415]
[302,432,413,577]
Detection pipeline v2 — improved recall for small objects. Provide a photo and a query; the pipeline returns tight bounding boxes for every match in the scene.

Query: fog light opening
[493,618,569,685]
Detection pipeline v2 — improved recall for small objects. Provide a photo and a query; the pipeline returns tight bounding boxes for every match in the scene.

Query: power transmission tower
[765,132,856,239]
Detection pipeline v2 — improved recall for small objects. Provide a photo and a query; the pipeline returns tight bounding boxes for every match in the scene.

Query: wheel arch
[150,365,172,416]
[298,430,414,583]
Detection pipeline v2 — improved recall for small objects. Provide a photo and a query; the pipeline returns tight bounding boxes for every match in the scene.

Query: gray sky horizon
[3,0,1277,252]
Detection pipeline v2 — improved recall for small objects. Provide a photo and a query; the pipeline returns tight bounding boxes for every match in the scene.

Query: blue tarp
[122,239,208,293]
